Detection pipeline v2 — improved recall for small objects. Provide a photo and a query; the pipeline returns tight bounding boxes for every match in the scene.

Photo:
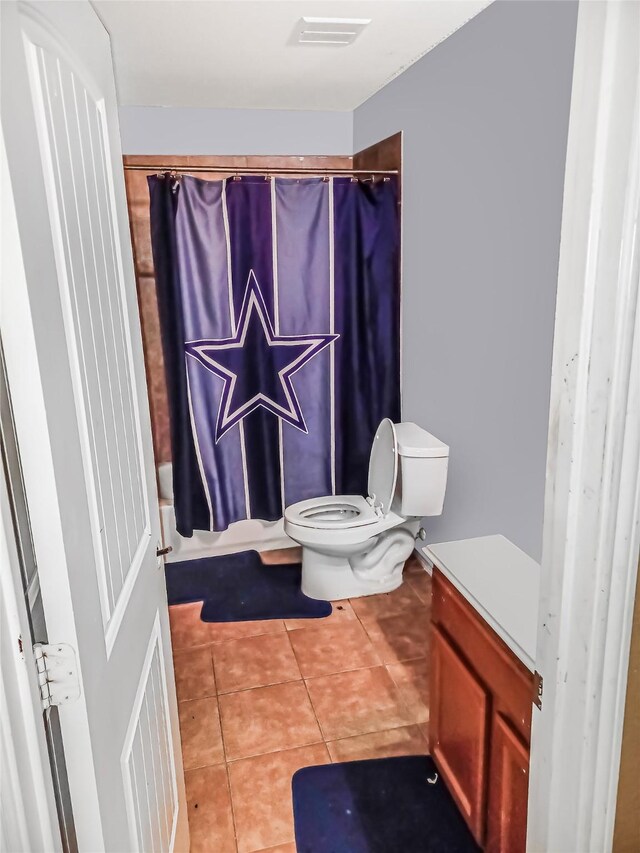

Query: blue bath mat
[165,550,332,622]
[292,756,480,853]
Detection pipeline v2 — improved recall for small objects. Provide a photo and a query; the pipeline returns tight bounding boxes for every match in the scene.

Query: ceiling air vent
[296,17,371,46]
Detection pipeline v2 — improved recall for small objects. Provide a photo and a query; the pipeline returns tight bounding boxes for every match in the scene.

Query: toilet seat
[284,495,377,530]
[367,419,398,516]
[284,420,400,533]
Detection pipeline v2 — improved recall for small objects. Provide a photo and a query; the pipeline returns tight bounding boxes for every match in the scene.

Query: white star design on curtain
[185,271,338,441]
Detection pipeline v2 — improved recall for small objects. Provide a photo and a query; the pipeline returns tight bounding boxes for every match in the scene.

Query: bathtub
[157,462,294,563]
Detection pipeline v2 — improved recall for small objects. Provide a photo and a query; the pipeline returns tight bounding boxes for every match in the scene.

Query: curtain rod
[123,164,398,176]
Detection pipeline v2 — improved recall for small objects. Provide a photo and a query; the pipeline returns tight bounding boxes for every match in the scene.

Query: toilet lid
[367,418,398,516]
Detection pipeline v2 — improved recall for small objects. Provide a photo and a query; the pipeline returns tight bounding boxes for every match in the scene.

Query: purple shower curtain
[149,174,400,536]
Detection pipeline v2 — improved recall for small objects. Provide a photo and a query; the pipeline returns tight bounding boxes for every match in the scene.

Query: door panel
[122,616,178,852]
[1,2,187,849]
[25,26,151,649]
[430,624,489,844]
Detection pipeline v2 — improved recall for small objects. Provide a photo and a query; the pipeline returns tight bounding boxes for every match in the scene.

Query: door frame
[527,1,640,850]
[0,431,62,852]
[0,131,71,853]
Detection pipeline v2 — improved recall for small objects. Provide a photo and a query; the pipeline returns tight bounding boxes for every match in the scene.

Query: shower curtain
[149,174,400,536]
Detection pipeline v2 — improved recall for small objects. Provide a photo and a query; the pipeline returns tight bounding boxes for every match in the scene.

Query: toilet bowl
[284,419,449,600]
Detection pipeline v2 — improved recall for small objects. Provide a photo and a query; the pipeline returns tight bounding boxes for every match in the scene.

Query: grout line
[300,667,327,746]
[222,734,326,767]
[319,719,425,747]
[210,645,222,699]
[175,625,287,652]
[300,661,386,683]
[223,760,239,851]
[220,710,239,852]
[325,724,427,746]
[208,645,217,699]
[215,674,305,697]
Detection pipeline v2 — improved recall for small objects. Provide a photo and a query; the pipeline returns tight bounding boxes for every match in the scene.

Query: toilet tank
[394,423,449,517]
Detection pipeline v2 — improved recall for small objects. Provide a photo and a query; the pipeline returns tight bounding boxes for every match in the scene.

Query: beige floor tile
[207,619,287,644]
[403,554,426,576]
[349,582,423,620]
[184,764,236,853]
[386,658,430,724]
[407,571,432,605]
[173,646,215,701]
[219,681,322,761]
[213,633,301,694]
[326,724,428,762]
[228,744,329,852]
[178,696,224,770]
[284,599,356,631]
[289,620,379,678]
[259,547,302,565]
[305,666,413,740]
[169,602,286,648]
[169,602,215,650]
[174,565,435,850]
[361,612,430,663]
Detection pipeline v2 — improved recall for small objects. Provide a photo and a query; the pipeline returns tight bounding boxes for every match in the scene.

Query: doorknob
[156,545,173,557]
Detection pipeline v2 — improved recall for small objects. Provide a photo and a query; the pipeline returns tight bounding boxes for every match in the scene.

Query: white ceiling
[93,1,490,112]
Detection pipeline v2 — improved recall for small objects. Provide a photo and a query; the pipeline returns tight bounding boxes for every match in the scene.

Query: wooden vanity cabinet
[486,712,530,852]
[429,569,534,851]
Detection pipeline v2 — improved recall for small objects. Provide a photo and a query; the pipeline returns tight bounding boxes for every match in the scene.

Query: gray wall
[354,0,578,560]
[120,1,576,560]
[119,105,352,155]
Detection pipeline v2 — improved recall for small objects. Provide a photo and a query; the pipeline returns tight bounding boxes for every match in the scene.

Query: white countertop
[421,534,540,672]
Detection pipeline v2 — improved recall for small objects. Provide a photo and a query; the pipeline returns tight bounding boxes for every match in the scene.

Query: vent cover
[296,17,371,46]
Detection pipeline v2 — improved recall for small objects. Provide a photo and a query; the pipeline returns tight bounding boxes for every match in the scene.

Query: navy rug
[165,550,332,622]
[292,756,480,853]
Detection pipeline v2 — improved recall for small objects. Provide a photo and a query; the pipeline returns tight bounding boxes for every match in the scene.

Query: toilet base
[301,550,404,600]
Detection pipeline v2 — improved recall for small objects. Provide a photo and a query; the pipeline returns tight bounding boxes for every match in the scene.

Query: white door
[0,1,188,850]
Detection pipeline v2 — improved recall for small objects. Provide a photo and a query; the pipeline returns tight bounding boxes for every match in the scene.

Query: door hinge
[33,643,81,711]
[533,670,543,710]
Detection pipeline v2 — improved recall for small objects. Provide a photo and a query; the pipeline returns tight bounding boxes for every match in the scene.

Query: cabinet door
[430,625,490,843]
[486,712,530,853]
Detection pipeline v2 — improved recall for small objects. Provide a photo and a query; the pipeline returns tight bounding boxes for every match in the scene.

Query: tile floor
[169,549,431,853]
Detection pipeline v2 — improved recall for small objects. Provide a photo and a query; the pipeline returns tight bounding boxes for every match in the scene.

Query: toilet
[284,420,450,600]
